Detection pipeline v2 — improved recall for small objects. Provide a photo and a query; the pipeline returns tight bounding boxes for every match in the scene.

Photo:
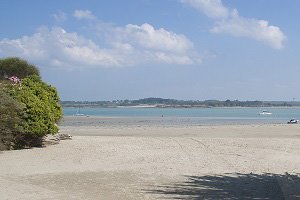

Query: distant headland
[61,98,300,108]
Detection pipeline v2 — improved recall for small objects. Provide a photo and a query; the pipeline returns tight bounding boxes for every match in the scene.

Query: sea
[62,107,300,126]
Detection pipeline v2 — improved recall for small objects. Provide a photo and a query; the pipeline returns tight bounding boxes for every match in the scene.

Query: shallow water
[63,107,300,125]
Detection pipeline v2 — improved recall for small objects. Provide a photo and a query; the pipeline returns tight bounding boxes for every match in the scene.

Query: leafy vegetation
[0,57,62,149]
[0,57,40,79]
[10,75,63,147]
[0,83,24,150]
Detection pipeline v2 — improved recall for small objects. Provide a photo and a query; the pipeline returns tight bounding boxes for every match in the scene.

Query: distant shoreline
[62,105,300,109]
[61,98,300,108]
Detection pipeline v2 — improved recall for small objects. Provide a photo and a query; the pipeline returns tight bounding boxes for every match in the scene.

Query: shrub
[10,75,63,148]
[0,57,40,80]
[0,83,24,150]
[0,57,62,149]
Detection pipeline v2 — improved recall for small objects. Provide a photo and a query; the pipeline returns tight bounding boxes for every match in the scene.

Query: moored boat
[259,110,272,115]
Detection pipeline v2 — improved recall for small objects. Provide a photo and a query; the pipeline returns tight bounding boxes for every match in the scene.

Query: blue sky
[1,0,299,101]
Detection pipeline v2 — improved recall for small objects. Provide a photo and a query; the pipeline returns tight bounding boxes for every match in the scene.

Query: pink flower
[8,76,21,84]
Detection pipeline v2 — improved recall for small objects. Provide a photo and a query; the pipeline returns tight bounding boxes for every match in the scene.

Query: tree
[10,75,63,147]
[0,57,40,79]
[0,57,62,149]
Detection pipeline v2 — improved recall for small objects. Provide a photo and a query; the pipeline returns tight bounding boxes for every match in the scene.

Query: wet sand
[0,116,300,199]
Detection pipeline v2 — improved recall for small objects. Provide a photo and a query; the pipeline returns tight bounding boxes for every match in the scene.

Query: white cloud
[181,0,228,19]
[73,10,96,20]
[0,27,122,69]
[182,0,286,49]
[120,23,193,54]
[0,9,203,69]
[211,15,286,49]
[0,22,201,69]
[52,11,67,22]
[113,23,200,65]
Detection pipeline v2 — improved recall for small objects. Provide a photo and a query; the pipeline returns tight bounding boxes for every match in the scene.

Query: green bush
[10,75,63,147]
[0,57,62,149]
[0,57,40,79]
[0,83,24,150]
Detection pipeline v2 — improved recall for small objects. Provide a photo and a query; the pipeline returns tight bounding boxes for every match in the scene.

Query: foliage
[10,75,63,139]
[0,57,62,149]
[0,57,40,79]
[0,82,24,150]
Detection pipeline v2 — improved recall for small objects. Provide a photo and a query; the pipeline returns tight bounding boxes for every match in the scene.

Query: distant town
[61,98,300,108]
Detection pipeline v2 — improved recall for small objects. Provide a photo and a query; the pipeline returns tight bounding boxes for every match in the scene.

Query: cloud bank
[182,0,286,49]
[0,10,201,69]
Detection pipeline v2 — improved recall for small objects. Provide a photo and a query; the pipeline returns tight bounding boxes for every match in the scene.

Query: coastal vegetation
[0,57,40,79]
[0,57,62,150]
[0,84,23,150]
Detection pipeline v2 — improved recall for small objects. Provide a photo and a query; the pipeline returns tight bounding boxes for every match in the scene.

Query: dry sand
[1,117,300,199]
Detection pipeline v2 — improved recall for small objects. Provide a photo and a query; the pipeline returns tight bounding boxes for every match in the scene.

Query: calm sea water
[63,107,300,125]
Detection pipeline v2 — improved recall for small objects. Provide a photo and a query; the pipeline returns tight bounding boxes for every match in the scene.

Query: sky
[1,0,300,101]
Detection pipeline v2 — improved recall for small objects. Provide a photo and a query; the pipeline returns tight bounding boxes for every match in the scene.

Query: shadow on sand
[146,173,300,200]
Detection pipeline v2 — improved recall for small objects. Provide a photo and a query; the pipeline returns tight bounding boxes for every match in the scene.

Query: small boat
[287,119,299,124]
[259,110,272,115]
[74,113,85,116]
[74,106,87,116]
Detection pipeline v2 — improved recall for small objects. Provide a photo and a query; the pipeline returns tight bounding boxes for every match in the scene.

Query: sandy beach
[1,116,300,199]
